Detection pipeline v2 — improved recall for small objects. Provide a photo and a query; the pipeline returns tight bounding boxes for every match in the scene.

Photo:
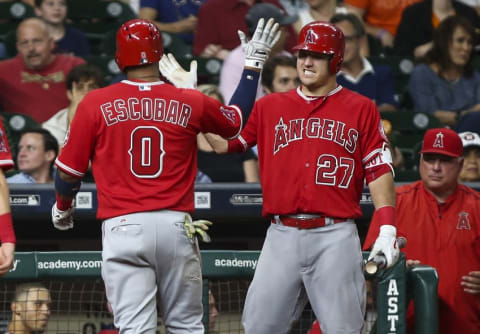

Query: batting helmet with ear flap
[293,21,345,74]
[115,19,163,71]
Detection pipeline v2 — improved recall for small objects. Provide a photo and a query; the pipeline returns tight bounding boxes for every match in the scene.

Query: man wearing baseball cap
[365,128,480,334]
[458,131,480,182]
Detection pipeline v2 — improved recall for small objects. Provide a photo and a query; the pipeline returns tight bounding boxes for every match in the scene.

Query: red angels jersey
[395,181,480,334]
[0,118,14,171]
[55,80,242,219]
[228,86,390,218]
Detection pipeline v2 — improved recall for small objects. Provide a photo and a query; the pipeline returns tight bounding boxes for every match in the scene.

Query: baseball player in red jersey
[0,119,15,277]
[198,21,399,334]
[366,128,480,334]
[50,18,280,334]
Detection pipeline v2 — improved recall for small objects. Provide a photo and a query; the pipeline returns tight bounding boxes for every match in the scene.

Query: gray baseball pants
[102,210,204,334]
[242,220,366,334]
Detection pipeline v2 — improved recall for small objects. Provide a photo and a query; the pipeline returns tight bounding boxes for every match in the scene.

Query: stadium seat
[394,169,420,182]
[369,55,415,109]
[196,57,223,85]
[383,111,443,170]
[0,1,34,39]
[162,32,193,59]
[83,54,121,83]
[66,0,136,53]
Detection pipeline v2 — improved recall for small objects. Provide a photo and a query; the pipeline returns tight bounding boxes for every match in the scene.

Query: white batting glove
[239,17,281,71]
[368,225,399,269]
[184,215,212,243]
[159,53,198,89]
[52,202,75,231]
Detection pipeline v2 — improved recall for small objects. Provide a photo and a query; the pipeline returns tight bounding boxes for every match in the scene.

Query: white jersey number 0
[129,126,165,178]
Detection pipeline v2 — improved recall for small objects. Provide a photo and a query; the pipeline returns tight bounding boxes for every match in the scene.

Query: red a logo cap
[420,128,463,157]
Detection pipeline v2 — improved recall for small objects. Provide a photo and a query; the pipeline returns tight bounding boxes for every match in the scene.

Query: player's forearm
[368,172,395,209]
[54,170,82,210]
[242,159,259,183]
[204,133,228,154]
[433,110,457,126]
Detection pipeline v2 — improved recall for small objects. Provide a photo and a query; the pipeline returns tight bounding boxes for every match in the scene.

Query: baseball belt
[273,214,353,229]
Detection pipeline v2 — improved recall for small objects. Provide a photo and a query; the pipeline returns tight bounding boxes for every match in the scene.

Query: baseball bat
[364,237,407,275]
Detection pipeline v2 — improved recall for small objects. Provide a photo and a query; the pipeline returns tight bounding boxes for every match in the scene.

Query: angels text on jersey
[273,117,358,155]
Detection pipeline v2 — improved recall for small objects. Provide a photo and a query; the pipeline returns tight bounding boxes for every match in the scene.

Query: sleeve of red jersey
[199,94,243,140]
[228,103,259,153]
[361,103,393,183]
[0,119,14,171]
[55,98,97,178]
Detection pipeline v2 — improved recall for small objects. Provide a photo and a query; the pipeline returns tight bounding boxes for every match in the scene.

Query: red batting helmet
[115,19,163,71]
[293,21,345,74]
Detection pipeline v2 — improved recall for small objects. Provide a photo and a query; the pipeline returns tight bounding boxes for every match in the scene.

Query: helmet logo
[140,51,147,64]
[305,29,318,45]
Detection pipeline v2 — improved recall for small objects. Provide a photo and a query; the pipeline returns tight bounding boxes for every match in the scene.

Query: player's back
[58,80,242,219]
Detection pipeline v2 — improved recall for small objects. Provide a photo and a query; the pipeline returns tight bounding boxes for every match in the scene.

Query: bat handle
[365,255,386,275]
[364,237,407,275]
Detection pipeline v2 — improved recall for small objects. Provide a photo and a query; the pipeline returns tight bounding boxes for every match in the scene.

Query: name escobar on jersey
[100,98,192,128]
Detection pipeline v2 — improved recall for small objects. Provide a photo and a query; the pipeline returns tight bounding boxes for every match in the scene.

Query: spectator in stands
[364,128,480,334]
[293,0,347,34]
[7,128,59,184]
[219,3,296,102]
[196,84,259,182]
[394,0,480,60]
[332,12,398,112]
[7,283,51,334]
[344,0,422,48]
[43,64,104,147]
[193,0,297,59]
[34,0,90,57]
[261,54,299,94]
[0,18,85,124]
[139,0,206,44]
[458,131,480,182]
[408,16,480,127]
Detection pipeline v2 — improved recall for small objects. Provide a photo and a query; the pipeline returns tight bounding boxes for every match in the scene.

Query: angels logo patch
[457,211,471,230]
[220,106,237,124]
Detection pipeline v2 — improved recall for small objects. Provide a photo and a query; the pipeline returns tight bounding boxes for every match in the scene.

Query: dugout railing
[0,251,438,334]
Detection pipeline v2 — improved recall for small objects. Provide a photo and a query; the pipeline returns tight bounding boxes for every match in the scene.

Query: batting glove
[184,215,212,243]
[52,202,75,231]
[239,17,281,71]
[159,53,197,89]
[368,225,399,269]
